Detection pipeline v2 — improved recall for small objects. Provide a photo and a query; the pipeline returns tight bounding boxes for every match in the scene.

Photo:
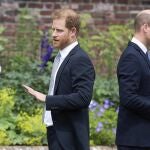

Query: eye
[56,29,63,33]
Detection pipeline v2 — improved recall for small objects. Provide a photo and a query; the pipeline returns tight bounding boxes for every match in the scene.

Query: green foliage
[89,77,119,145]
[17,109,46,145]
[0,9,50,145]
[0,25,8,52]
[0,130,10,145]
[0,8,51,114]
[0,25,8,67]
[0,88,47,145]
[93,77,119,105]
[89,103,118,146]
[15,8,40,58]
[0,88,17,145]
[2,55,50,114]
[0,88,15,116]
[79,14,133,77]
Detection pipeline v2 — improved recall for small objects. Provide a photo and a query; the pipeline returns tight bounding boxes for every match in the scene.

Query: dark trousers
[47,126,63,150]
[117,145,150,150]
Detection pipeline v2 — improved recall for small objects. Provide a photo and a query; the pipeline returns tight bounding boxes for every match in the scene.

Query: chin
[53,44,59,49]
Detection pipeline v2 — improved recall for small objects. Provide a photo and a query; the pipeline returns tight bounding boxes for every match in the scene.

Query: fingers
[22,84,35,95]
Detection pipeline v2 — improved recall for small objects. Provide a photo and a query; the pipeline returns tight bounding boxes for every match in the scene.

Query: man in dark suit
[23,8,95,150]
[116,10,150,150]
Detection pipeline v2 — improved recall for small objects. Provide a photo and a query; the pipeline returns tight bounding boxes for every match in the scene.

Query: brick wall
[0,0,150,36]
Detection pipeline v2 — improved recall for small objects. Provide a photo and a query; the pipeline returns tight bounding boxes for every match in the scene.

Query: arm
[46,55,95,110]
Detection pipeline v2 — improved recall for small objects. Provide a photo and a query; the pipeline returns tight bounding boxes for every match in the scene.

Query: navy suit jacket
[116,41,150,147]
[46,44,95,150]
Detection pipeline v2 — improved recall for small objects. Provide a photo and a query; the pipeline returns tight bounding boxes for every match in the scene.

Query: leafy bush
[17,109,46,145]
[0,8,51,114]
[0,88,17,145]
[0,25,8,68]
[89,77,119,145]
[93,77,119,105]
[1,56,50,114]
[0,130,10,145]
[79,14,133,77]
[0,88,47,145]
[0,26,8,51]
[89,99,118,146]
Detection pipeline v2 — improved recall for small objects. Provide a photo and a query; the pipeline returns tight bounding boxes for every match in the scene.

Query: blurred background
[0,0,149,147]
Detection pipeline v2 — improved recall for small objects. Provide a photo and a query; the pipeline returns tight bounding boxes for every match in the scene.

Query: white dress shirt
[44,41,78,126]
[131,37,148,54]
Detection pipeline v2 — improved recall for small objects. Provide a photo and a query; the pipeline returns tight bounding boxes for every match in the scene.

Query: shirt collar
[59,41,78,59]
[131,37,147,54]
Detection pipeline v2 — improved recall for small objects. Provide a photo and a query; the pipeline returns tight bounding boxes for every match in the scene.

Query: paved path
[0,146,117,150]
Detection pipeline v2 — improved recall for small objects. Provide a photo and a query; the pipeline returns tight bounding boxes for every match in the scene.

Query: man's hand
[22,84,46,102]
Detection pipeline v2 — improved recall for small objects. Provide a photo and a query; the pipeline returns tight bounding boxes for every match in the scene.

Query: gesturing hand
[22,84,46,102]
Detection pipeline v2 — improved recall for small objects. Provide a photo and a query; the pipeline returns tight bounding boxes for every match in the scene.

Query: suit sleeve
[118,53,150,119]
[45,55,95,110]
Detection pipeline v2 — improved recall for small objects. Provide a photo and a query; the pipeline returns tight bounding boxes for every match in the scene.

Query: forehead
[52,18,66,29]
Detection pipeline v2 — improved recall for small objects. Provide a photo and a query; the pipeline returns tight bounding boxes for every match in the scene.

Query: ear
[70,27,77,37]
[143,23,150,33]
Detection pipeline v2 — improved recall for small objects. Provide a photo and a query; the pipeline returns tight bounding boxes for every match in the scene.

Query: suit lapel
[129,41,150,68]
[54,45,79,94]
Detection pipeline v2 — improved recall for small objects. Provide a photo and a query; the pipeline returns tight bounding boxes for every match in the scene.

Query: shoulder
[71,45,91,62]
[119,42,140,62]
[69,46,94,71]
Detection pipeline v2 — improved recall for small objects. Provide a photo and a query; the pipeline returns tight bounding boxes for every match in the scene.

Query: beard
[52,38,71,50]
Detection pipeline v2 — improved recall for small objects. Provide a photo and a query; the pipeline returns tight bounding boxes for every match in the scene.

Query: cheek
[61,33,70,42]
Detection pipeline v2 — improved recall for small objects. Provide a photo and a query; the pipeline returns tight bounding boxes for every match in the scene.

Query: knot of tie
[56,52,61,60]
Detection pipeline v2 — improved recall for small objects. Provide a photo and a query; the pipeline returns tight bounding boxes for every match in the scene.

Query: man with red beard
[23,8,95,150]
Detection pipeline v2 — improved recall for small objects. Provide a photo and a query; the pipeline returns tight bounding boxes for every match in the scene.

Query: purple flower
[89,100,99,111]
[103,99,114,109]
[104,99,110,104]
[99,106,105,113]
[96,111,103,117]
[96,122,103,132]
[96,106,105,116]
[103,103,110,109]
[39,31,53,71]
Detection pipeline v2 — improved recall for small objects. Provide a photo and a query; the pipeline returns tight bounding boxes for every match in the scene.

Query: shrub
[17,109,46,145]
[93,77,119,105]
[79,14,133,77]
[89,99,118,146]
[0,88,17,145]
[0,25,8,67]
[0,8,51,114]
[0,130,10,145]
[89,77,119,145]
